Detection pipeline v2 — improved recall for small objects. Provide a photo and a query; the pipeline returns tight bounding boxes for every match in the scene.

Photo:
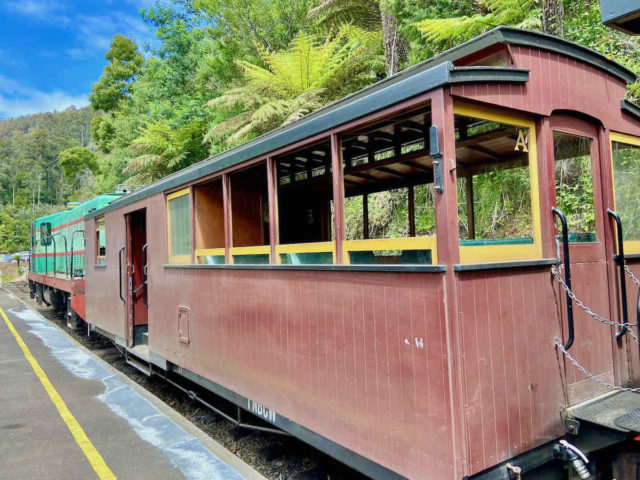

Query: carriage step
[568,391,640,433]
[126,356,151,376]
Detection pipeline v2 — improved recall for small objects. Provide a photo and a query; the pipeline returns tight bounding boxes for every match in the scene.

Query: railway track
[8,282,368,480]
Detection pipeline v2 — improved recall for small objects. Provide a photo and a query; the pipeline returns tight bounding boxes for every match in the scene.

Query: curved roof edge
[87,27,635,219]
[621,99,640,121]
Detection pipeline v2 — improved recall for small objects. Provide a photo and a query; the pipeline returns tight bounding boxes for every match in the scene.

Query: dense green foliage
[1,0,639,253]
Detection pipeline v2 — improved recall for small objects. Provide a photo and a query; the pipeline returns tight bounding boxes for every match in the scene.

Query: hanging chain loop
[551,265,640,341]
[555,339,640,393]
[625,265,640,289]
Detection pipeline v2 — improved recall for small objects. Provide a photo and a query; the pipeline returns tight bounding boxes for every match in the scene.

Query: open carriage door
[550,114,618,405]
[125,209,148,347]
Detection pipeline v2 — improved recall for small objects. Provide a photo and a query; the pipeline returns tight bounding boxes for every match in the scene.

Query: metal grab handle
[142,243,148,308]
[119,247,125,303]
[608,210,630,340]
[553,207,574,351]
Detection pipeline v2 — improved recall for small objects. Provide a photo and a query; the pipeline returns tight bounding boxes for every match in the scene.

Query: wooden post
[266,158,279,264]
[465,174,475,239]
[331,134,345,264]
[408,185,416,237]
[431,88,466,478]
[363,194,369,240]
[222,173,233,264]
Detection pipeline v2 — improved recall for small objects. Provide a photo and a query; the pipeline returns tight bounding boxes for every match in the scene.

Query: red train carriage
[81,27,640,478]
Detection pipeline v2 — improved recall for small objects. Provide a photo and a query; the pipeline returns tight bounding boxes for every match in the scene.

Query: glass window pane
[554,132,596,242]
[612,141,640,241]
[169,194,191,256]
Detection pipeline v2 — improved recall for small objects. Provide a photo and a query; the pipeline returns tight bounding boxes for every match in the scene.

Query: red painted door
[550,114,618,405]
[125,209,148,347]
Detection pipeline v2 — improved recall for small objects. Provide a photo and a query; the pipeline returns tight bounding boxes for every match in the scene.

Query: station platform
[0,287,265,480]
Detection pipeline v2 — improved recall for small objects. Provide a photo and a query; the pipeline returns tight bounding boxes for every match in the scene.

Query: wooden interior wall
[231,167,267,247]
[278,188,332,244]
[195,181,225,249]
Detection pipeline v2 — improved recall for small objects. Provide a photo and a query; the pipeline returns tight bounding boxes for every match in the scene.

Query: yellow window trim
[276,242,335,264]
[195,248,226,258]
[343,236,438,264]
[167,187,192,264]
[454,101,543,264]
[610,131,640,254]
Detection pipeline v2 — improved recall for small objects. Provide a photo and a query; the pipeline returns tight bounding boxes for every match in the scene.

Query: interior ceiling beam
[402,161,432,174]
[375,166,406,179]
[455,127,516,148]
[465,144,500,161]
[400,120,425,133]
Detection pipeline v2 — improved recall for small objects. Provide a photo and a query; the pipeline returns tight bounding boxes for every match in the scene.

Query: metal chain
[551,265,640,341]
[625,265,640,289]
[555,339,640,393]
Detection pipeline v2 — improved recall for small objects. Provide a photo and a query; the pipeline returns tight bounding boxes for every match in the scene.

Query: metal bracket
[565,418,580,435]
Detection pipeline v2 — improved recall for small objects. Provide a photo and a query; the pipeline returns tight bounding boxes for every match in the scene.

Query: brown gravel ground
[6,281,370,480]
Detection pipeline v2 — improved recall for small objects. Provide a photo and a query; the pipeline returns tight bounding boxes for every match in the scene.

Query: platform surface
[0,287,265,480]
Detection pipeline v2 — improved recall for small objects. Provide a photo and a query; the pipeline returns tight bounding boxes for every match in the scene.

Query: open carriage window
[96,217,106,265]
[194,179,225,265]
[611,133,640,251]
[454,104,541,263]
[276,140,335,264]
[167,188,191,264]
[554,132,596,242]
[341,106,436,264]
[229,163,270,264]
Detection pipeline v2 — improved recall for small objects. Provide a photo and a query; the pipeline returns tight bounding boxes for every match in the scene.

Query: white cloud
[68,12,156,59]
[3,0,70,25]
[0,75,88,119]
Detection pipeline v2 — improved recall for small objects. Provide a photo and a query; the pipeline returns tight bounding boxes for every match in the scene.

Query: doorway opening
[126,209,148,347]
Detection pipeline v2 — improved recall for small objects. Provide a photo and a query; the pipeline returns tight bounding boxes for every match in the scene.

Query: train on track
[28,25,640,479]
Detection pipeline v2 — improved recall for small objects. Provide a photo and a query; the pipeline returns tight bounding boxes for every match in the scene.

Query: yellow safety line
[0,306,116,480]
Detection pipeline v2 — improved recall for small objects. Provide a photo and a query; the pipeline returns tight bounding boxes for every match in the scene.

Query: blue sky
[0,0,158,119]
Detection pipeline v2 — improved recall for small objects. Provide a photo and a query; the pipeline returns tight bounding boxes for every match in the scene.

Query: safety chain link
[625,265,640,289]
[551,265,640,341]
[555,339,640,393]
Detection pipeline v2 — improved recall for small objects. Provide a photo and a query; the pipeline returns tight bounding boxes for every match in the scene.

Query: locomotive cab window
[194,179,225,265]
[611,133,640,252]
[341,106,437,264]
[96,217,106,265]
[554,132,596,242]
[276,140,335,264]
[454,103,542,263]
[167,188,191,264]
[229,163,270,264]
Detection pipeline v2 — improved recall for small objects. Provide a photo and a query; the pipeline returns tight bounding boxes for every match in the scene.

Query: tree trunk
[381,10,408,77]
[542,0,564,37]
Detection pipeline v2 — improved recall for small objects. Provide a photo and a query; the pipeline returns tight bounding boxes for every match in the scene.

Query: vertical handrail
[553,207,575,350]
[119,247,125,303]
[51,236,57,278]
[608,210,630,339]
[70,230,85,279]
[142,243,149,308]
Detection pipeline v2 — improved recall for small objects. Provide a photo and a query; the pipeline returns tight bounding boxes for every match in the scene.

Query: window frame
[610,131,640,254]
[166,188,192,264]
[96,216,106,265]
[454,102,543,264]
